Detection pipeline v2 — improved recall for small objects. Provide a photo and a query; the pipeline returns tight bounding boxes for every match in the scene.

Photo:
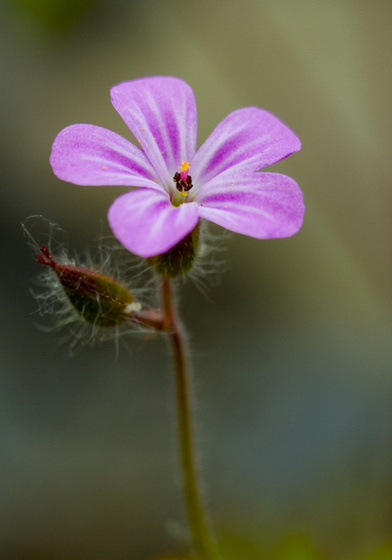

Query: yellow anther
[179,161,191,173]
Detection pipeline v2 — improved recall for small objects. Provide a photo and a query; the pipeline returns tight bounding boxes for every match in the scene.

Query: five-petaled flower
[50,77,304,258]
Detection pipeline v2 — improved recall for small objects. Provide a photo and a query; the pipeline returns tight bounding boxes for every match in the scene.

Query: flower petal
[110,77,197,188]
[50,124,162,190]
[197,172,304,239]
[191,107,301,186]
[108,189,200,258]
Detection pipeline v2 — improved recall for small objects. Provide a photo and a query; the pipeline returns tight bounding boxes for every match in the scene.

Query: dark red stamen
[173,172,193,193]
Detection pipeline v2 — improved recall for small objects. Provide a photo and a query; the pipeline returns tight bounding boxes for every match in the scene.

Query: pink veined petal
[108,189,200,258]
[197,172,305,239]
[191,107,301,186]
[50,124,163,191]
[110,77,197,188]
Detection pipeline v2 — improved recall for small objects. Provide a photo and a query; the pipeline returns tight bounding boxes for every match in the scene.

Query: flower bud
[147,224,200,277]
[36,245,140,328]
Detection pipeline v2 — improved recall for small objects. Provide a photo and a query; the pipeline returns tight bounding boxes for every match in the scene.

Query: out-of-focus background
[1,1,392,558]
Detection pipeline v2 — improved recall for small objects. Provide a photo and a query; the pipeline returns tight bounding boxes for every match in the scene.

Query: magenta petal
[198,172,304,239]
[108,189,200,258]
[50,124,162,190]
[192,107,301,186]
[110,77,197,187]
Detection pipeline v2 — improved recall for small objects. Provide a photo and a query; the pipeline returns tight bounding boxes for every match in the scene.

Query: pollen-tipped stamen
[174,161,193,195]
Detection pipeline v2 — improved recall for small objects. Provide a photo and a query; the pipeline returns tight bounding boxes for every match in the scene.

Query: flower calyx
[147,223,200,278]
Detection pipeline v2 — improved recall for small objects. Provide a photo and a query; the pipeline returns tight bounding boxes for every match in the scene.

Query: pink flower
[50,77,304,258]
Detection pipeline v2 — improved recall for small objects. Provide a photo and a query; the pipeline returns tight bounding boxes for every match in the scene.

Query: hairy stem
[160,276,221,560]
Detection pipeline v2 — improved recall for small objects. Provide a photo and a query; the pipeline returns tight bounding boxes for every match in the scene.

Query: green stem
[160,276,221,560]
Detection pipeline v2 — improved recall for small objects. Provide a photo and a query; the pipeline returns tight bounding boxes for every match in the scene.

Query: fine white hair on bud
[23,216,155,351]
[36,244,140,328]
[181,221,229,296]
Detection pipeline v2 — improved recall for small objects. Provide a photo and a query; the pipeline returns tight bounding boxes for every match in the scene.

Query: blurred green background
[1,0,392,558]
